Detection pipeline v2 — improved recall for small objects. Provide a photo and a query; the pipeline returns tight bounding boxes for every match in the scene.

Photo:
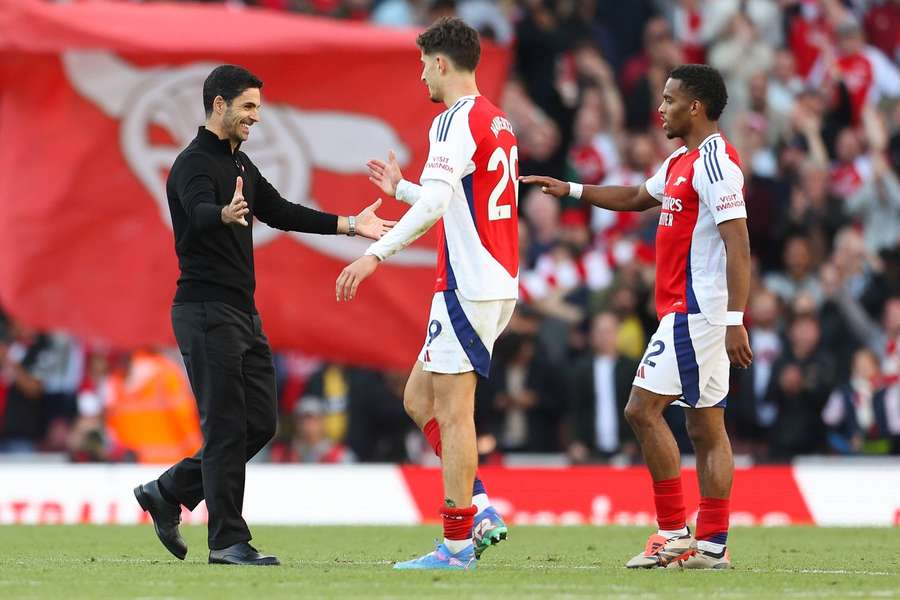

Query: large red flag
[0,0,510,369]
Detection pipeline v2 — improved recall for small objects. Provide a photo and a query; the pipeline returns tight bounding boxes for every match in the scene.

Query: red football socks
[423,417,443,457]
[695,496,730,544]
[440,504,477,541]
[652,477,687,531]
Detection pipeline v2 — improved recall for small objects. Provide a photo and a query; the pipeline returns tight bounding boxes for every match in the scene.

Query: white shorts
[632,312,730,409]
[417,290,516,378]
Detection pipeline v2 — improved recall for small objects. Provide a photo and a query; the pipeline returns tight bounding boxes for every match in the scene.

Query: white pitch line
[6,558,897,577]
[751,569,895,577]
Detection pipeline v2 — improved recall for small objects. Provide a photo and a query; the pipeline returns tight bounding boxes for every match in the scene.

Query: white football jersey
[644,133,746,325]
[420,95,520,301]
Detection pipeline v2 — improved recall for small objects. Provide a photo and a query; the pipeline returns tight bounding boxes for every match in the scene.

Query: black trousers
[159,301,278,550]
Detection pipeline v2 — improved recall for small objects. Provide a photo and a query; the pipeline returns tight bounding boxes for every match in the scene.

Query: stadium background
[0,0,898,529]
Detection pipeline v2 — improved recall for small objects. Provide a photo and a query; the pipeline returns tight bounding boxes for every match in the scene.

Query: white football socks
[472,493,491,515]
[657,527,689,539]
[443,538,471,554]
[696,540,726,554]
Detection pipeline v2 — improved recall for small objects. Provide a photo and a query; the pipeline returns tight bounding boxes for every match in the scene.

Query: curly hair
[416,17,481,72]
[670,64,728,121]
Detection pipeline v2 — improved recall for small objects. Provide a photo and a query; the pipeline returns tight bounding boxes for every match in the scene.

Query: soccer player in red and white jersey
[336,17,519,571]
[522,64,752,570]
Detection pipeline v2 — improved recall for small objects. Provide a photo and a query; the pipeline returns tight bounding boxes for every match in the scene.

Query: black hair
[416,17,481,72]
[669,64,728,121]
[203,65,263,117]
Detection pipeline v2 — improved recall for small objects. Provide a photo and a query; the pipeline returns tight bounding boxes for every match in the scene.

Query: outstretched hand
[354,198,397,240]
[221,176,249,226]
[518,175,570,199]
[367,150,404,198]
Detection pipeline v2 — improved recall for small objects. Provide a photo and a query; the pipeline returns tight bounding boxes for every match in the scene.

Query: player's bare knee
[402,388,421,420]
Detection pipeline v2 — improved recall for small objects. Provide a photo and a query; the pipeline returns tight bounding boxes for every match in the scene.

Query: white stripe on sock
[472,493,491,515]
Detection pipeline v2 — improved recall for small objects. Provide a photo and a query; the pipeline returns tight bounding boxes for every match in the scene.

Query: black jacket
[569,354,638,454]
[167,127,338,312]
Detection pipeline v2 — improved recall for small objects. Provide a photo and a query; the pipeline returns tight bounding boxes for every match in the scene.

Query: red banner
[401,466,815,525]
[0,0,509,369]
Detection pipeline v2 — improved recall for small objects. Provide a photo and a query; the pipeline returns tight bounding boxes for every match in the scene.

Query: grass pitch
[1,525,897,599]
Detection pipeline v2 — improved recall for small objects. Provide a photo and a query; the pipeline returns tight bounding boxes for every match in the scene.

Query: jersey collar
[698,132,722,149]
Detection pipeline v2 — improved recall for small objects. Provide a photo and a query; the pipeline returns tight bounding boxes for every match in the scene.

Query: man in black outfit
[134,65,394,566]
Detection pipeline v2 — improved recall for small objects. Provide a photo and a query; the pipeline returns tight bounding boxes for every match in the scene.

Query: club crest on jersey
[674,176,687,186]
[490,116,514,138]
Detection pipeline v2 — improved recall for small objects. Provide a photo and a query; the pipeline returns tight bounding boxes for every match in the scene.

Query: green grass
[1,525,898,599]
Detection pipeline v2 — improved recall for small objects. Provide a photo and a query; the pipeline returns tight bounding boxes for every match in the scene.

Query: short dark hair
[669,64,728,121]
[416,17,481,72]
[203,65,263,117]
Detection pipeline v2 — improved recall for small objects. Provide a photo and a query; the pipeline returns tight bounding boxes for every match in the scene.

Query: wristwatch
[348,215,356,237]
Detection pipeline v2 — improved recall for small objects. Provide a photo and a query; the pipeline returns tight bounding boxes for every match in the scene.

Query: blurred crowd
[13,0,900,463]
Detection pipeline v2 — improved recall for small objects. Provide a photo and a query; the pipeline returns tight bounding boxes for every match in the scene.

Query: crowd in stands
[12,0,900,463]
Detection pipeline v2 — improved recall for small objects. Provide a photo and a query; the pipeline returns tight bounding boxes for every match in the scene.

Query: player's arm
[335,179,452,302]
[518,175,659,212]
[364,179,451,261]
[699,151,753,369]
[719,218,753,369]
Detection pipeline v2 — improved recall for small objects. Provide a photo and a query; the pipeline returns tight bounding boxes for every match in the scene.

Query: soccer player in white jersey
[336,17,520,571]
[522,65,752,569]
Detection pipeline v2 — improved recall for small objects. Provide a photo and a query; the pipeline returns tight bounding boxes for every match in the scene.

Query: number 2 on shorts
[642,340,665,368]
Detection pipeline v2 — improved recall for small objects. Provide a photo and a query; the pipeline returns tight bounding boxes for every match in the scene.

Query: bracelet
[568,182,583,200]
[347,215,356,237]
[725,311,744,326]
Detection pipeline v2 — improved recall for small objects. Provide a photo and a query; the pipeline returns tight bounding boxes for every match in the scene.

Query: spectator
[270,397,355,463]
[767,50,804,132]
[567,311,639,462]
[764,234,824,307]
[103,349,201,464]
[297,363,351,444]
[766,314,836,459]
[0,320,82,452]
[697,0,784,49]
[457,0,514,45]
[515,0,575,176]
[863,0,900,61]
[822,348,893,454]
[846,149,900,255]
[623,17,683,131]
[345,368,412,462]
[730,290,783,453]
[829,127,873,198]
[481,331,565,452]
[707,12,773,130]
[809,17,900,126]
[591,132,657,240]
[522,184,561,267]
